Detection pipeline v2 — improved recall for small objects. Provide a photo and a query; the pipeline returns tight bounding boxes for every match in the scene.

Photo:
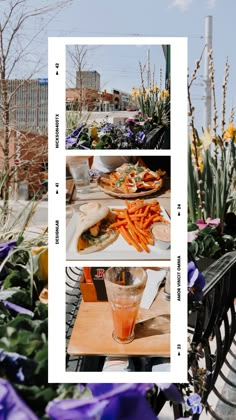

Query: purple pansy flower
[47,383,184,420]
[66,136,77,147]
[185,393,202,414]
[47,383,157,420]
[0,240,17,259]
[136,131,146,144]
[156,383,184,403]
[2,301,34,317]
[0,379,38,419]
[188,261,205,303]
[71,124,85,138]
[125,127,135,139]
[100,123,114,134]
[0,350,36,383]
[66,124,86,148]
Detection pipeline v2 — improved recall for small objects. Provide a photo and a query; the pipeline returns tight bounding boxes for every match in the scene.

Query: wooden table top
[67,287,170,357]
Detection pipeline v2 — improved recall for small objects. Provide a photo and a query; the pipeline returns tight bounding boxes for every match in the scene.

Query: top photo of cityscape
[65,44,171,150]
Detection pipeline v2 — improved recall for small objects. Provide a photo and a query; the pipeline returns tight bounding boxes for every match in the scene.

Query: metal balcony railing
[172,251,236,419]
[65,254,236,418]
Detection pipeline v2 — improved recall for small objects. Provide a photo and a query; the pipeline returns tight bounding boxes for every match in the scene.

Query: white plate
[66,206,171,261]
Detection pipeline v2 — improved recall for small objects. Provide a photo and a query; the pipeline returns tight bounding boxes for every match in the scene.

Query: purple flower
[100,123,114,133]
[71,124,85,138]
[188,261,205,302]
[66,124,86,148]
[125,127,135,139]
[0,379,38,419]
[0,350,36,383]
[47,383,157,420]
[87,383,150,398]
[66,136,77,147]
[185,393,202,414]
[0,240,17,259]
[136,131,146,144]
[156,384,184,403]
[2,301,34,317]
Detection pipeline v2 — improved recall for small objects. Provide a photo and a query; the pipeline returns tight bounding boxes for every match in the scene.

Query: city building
[112,89,134,111]
[0,78,48,134]
[66,87,135,112]
[76,70,100,91]
[66,88,114,112]
[0,79,48,198]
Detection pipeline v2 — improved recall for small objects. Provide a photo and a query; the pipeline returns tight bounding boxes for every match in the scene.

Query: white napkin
[140,269,167,309]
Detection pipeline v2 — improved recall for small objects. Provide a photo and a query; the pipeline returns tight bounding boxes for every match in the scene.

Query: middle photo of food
[66,156,171,260]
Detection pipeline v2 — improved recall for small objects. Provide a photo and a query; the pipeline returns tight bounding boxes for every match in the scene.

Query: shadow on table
[134,314,170,339]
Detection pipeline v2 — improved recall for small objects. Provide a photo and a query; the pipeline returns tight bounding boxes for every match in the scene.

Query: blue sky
[3,0,236,129]
[66,45,166,93]
[49,0,236,129]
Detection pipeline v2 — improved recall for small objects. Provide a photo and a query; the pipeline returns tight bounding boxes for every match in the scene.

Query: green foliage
[188,136,236,223]
[188,226,236,259]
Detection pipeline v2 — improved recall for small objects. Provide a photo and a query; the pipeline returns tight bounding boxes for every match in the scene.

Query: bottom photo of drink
[66,266,170,372]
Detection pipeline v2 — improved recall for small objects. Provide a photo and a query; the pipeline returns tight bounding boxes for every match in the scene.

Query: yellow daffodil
[90,126,98,139]
[223,122,236,140]
[32,247,48,281]
[160,89,169,99]
[131,87,139,98]
[153,85,159,93]
[198,154,204,172]
[200,128,213,150]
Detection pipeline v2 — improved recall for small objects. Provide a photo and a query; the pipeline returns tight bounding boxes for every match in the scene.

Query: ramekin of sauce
[152,223,171,250]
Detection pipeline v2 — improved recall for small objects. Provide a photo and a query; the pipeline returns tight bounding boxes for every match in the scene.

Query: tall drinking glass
[68,158,90,194]
[104,267,147,344]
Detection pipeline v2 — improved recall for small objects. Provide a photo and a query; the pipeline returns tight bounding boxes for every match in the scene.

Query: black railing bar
[67,356,80,362]
[65,267,81,275]
[67,267,82,276]
[206,404,227,420]
[66,304,78,312]
[66,304,79,311]
[219,370,236,388]
[66,291,81,297]
[202,327,222,404]
[66,299,79,305]
[66,282,79,289]
[229,348,236,359]
[202,286,221,342]
[210,325,224,389]
[224,357,236,374]
[66,309,77,316]
[203,252,236,296]
[213,385,236,408]
[76,358,83,371]
[221,315,230,361]
[66,277,80,284]
[66,314,76,324]
[203,343,215,402]
[66,273,82,284]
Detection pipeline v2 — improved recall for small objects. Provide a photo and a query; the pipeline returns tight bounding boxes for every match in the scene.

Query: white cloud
[171,0,193,12]
[207,0,216,9]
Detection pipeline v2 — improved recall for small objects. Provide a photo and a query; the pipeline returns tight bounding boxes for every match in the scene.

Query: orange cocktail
[104,268,147,344]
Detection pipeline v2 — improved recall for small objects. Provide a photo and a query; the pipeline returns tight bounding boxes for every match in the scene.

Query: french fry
[111,199,168,252]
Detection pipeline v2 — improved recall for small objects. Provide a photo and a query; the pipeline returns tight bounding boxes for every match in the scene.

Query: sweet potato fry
[112,198,169,252]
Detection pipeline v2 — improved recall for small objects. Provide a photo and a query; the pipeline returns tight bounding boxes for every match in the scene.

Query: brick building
[0,79,48,198]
